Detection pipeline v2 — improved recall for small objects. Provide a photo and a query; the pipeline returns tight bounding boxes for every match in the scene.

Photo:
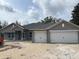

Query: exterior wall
[3,31,25,40]
[33,31,47,43]
[2,30,32,41]
[4,33,8,40]
[14,30,33,41]
[23,30,33,40]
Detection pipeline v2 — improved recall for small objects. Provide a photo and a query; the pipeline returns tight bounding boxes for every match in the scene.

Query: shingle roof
[23,22,55,30]
[23,20,79,30]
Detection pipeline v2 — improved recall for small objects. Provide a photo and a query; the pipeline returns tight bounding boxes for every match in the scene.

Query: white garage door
[34,31,47,43]
[50,31,78,43]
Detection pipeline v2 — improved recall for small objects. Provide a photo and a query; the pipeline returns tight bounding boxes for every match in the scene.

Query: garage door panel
[34,31,47,43]
[50,31,78,43]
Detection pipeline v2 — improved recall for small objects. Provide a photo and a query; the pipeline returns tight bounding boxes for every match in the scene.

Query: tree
[2,21,8,28]
[39,16,61,23]
[0,21,2,29]
[41,16,55,23]
[15,20,21,25]
[70,3,79,25]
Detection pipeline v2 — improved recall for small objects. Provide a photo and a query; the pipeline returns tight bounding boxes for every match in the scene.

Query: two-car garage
[33,30,79,43]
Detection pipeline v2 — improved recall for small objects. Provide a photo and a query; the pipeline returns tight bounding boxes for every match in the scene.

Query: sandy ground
[0,41,79,59]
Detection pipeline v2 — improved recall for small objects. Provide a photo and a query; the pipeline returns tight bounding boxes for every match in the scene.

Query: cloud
[0,7,40,25]
[0,0,26,24]
[26,7,41,21]
[33,0,79,20]
[0,0,28,25]
[0,0,42,25]
[0,0,16,12]
[0,0,79,25]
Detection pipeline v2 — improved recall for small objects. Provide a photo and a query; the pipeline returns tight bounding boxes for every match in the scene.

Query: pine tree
[40,16,60,23]
[70,3,79,25]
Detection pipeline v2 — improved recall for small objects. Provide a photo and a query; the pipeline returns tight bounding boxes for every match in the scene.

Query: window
[8,33,10,38]
[28,32,32,40]
[29,32,32,37]
[12,33,14,38]
[8,33,14,38]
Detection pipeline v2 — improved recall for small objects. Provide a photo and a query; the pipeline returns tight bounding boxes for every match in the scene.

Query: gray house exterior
[0,20,79,43]
[0,23,32,40]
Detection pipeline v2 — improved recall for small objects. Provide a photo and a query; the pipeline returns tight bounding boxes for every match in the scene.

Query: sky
[0,0,79,25]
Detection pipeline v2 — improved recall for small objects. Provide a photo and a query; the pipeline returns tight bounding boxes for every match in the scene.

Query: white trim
[16,24,24,29]
[49,30,79,32]
[29,29,46,31]
[68,22,79,28]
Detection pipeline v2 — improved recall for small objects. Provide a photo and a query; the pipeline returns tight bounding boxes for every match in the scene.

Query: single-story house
[0,20,79,43]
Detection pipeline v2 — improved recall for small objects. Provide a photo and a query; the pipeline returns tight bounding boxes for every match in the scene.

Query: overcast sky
[0,0,79,25]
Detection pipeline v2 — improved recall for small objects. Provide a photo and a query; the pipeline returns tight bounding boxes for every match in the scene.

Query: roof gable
[46,20,79,30]
[0,23,24,32]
